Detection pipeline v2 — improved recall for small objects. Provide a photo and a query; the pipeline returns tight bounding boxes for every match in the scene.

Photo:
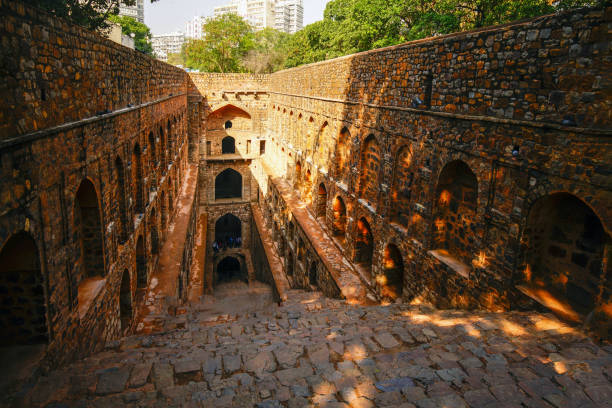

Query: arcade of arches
[0,2,611,400]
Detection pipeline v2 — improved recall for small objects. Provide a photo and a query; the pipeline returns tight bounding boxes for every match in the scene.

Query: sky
[144,0,331,35]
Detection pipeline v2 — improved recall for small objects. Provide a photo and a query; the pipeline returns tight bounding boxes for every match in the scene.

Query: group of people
[212,236,242,253]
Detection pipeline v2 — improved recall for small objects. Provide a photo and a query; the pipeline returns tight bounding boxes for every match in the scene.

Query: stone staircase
[3,285,611,408]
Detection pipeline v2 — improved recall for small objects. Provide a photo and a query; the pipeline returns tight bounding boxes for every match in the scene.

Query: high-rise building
[274,0,303,34]
[118,0,144,23]
[185,16,206,39]
[152,32,185,62]
[213,0,300,33]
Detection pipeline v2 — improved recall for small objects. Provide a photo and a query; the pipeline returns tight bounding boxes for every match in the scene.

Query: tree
[22,0,134,33]
[108,15,153,55]
[167,52,185,67]
[183,13,255,73]
[242,28,291,73]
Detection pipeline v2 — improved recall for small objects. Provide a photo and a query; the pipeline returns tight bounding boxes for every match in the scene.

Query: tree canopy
[108,15,153,55]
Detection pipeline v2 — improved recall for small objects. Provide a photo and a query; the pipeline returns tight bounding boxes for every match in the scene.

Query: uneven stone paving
[7,288,612,408]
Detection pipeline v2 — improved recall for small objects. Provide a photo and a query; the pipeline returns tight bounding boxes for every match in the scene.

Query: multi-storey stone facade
[0,1,610,392]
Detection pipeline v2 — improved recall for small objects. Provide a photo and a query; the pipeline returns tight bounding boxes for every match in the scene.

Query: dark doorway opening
[215,168,242,200]
[217,257,246,284]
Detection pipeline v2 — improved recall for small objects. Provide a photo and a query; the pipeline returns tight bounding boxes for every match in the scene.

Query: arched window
[132,144,145,214]
[332,196,347,239]
[225,120,232,129]
[75,179,105,279]
[0,232,47,347]
[286,251,295,278]
[215,168,242,200]
[222,136,236,154]
[359,135,381,208]
[382,244,404,300]
[390,146,414,227]
[317,183,327,218]
[115,156,129,243]
[119,269,132,333]
[433,160,478,264]
[355,217,374,273]
[303,169,313,203]
[136,235,147,288]
[215,213,242,244]
[522,193,611,321]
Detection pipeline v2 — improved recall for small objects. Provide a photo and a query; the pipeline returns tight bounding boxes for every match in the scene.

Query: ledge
[516,284,583,323]
[428,249,470,279]
[205,154,256,161]
[77,277,107,320]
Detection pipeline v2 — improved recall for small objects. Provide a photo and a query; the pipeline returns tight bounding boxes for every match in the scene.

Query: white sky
[144,0,331,35]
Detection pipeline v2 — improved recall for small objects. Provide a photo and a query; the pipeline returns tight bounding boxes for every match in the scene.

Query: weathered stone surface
[96,367,131,395]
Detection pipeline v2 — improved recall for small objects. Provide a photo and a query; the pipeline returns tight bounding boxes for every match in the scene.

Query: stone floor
[5,284,612,408]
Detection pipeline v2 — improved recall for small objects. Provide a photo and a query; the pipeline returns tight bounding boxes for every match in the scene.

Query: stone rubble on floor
[6,289,612,408]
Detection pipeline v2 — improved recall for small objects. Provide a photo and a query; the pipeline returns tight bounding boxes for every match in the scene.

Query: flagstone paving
[5,287,612,408]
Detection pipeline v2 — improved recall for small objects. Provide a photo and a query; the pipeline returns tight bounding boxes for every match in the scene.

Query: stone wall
[0,0,192,369]
[257,7,611,327]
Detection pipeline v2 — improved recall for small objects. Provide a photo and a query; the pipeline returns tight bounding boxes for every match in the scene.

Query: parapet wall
[0,0,189,142]
[270,7,610,130]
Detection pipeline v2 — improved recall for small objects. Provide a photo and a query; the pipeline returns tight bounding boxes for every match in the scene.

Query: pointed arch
[390,145,414,227]
[74,179,105,279]
[332,195,347,238]
[359,134,381,208]
[432,160,478,264]
[521,193,611,320]
[0,232,48,346]
[136,235,147,288]
[382,244,404,300]
[335,127,351,184]
[215,213,242,243]
[355,217,374,272]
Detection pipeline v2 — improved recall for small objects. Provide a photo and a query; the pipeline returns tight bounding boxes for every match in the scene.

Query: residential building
[274,0,303,34]
[118,0,144,23]
[152,32,185,62]
[185,16,206,39]
[213,0,277,32]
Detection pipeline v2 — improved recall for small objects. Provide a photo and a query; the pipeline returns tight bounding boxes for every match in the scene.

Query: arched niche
[215,168,242,200]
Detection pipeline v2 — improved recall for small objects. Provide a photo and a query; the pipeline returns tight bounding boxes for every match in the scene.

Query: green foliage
[283,0,601,68]
[108,15,153,55]
[167,52,185,67]
[183,13,255,73]
[22,0,133,33]
[242,28,292,73]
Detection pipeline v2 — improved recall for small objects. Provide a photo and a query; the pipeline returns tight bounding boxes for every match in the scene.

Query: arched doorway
[335,127,350,184]
[309,261,317,287]
[136,236,147,288]
[433,160,478,264]
[0,232,47,347]
[355,217,374,272]
[222,136,236,154]
[304,169,313,203]
[522,193,611,321]
[317,183,327,218]
[216,257,246,284]
[148,131,157,167]
[119,269,132,333]
[215,213,242,247]
[215,169,242,200]
[332,196,347,238]
[382,244,404,300]
[75,179,105,279]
